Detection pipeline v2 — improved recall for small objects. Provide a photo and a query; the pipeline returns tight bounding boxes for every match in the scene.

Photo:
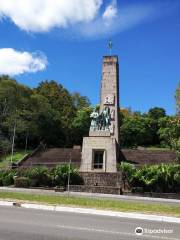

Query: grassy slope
[0,151,32,168]
[0,191,179,217]
[145,147,171,151]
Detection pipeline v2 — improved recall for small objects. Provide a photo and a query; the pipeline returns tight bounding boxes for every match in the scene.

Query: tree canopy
[175,82,180,115]
[0,76,179,156]
[0,76,91,154]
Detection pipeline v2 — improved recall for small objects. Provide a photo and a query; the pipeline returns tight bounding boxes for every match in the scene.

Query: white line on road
[57,225,180,240]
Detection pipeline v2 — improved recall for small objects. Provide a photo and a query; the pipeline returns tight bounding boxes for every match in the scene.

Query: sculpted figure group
[90,106,111,131]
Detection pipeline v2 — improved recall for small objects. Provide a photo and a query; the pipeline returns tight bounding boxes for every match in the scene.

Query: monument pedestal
[80,136,118,173]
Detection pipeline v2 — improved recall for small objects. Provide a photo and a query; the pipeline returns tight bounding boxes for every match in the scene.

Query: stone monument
[80,54,120,173]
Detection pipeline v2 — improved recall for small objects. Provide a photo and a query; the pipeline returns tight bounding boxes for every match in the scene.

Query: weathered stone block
[80,136,118,172]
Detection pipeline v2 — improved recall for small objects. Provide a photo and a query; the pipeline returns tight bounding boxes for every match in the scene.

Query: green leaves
[0,77,92,150]
[121,162,180,193]
[120,115,153,147]
[0,165,82,188]
[175,82,180,115]
[158,117,180,161]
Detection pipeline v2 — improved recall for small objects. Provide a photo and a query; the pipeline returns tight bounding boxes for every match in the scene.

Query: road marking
[57,225,180,240]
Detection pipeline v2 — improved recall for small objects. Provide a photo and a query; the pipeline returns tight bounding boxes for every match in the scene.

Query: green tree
[147,107,166,146]
[148,107,166,120]
[158,117,180,161]
[71,107,92,145]
[33,80,76,146]
[0,76,32,153]
[175,82,180,115]
[72,92,90,110]
[120,116,153,147]
[35,80,75,127]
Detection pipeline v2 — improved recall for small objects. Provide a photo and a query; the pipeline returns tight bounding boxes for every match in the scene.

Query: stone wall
[69,185,122,194]
[80,172,122,187]
[69,172,122,195]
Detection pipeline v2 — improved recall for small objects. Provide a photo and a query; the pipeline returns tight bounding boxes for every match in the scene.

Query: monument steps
[18,147,176,168]
[120,149,176,166]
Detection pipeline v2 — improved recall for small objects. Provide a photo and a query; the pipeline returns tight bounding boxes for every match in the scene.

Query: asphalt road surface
[0,206,180,240]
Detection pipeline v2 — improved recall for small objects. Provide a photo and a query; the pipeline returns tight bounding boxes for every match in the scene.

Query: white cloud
[78,3,158,39]
[0,0,103,32]
[0,1,170,38]
[103,0,117,20]
[0,48,47,76]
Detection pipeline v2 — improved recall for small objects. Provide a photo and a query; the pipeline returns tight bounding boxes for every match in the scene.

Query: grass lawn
[0,191,180,217]
[145,147,171,151]
[0,151,32,168]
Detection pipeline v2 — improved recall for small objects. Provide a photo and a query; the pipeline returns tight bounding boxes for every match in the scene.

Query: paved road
[0,206,180,240]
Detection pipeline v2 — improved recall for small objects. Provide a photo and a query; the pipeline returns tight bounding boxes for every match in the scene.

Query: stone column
[100,56,120,143]
[81,55,120,173]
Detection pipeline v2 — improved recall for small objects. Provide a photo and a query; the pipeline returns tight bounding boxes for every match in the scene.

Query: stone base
[80,136,118,172]
[69,185,122,194]
[89,130,110,137]
[69,172,122,194]
[80,172,121,186]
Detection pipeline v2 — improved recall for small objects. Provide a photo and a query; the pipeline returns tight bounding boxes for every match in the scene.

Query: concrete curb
[0,200,180,224]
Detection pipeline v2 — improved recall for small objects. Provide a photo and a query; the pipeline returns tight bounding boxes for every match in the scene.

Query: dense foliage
[0,76,91,156]
[0,165,83,188]
[119,107,180,150]
[175,82,180,115]
[120,162,180,193]
[0,76,179,158]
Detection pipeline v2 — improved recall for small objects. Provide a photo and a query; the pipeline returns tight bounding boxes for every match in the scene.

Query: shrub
[52,164,82,187]
[119,163,180,193]
[70,172,84,185]
[0,170,17,186]
[24,167,52,187]
[119,162,136,187]
[0,165,82,188]
[131,187,144,193]
[14,177,30,188]
[0,177,3,186]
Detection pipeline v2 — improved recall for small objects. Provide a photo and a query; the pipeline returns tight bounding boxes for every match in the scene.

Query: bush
[70,172,84,185]
[52,164,83,187]
[0,170,16,186]
[0,165,82,188]
[131,187,144,193]
[14,177,30,188]
[120,163,180,193]
[24,167,52,187]
[0,177,3,186]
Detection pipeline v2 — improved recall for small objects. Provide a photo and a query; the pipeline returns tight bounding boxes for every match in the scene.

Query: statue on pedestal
[90,109,99,131]
[90,106,111,131]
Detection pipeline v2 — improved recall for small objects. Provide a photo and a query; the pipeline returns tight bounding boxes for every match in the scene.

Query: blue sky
[0,0,179,115]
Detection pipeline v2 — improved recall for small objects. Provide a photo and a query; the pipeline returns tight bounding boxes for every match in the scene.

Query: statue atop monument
[90,109,99,131]
[90,106,111,132]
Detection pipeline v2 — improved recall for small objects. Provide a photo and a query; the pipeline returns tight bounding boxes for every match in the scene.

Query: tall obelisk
[80,48,120,173]
[100,55,119,143]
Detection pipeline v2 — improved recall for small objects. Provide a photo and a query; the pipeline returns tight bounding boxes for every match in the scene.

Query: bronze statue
[90,106,111,131]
